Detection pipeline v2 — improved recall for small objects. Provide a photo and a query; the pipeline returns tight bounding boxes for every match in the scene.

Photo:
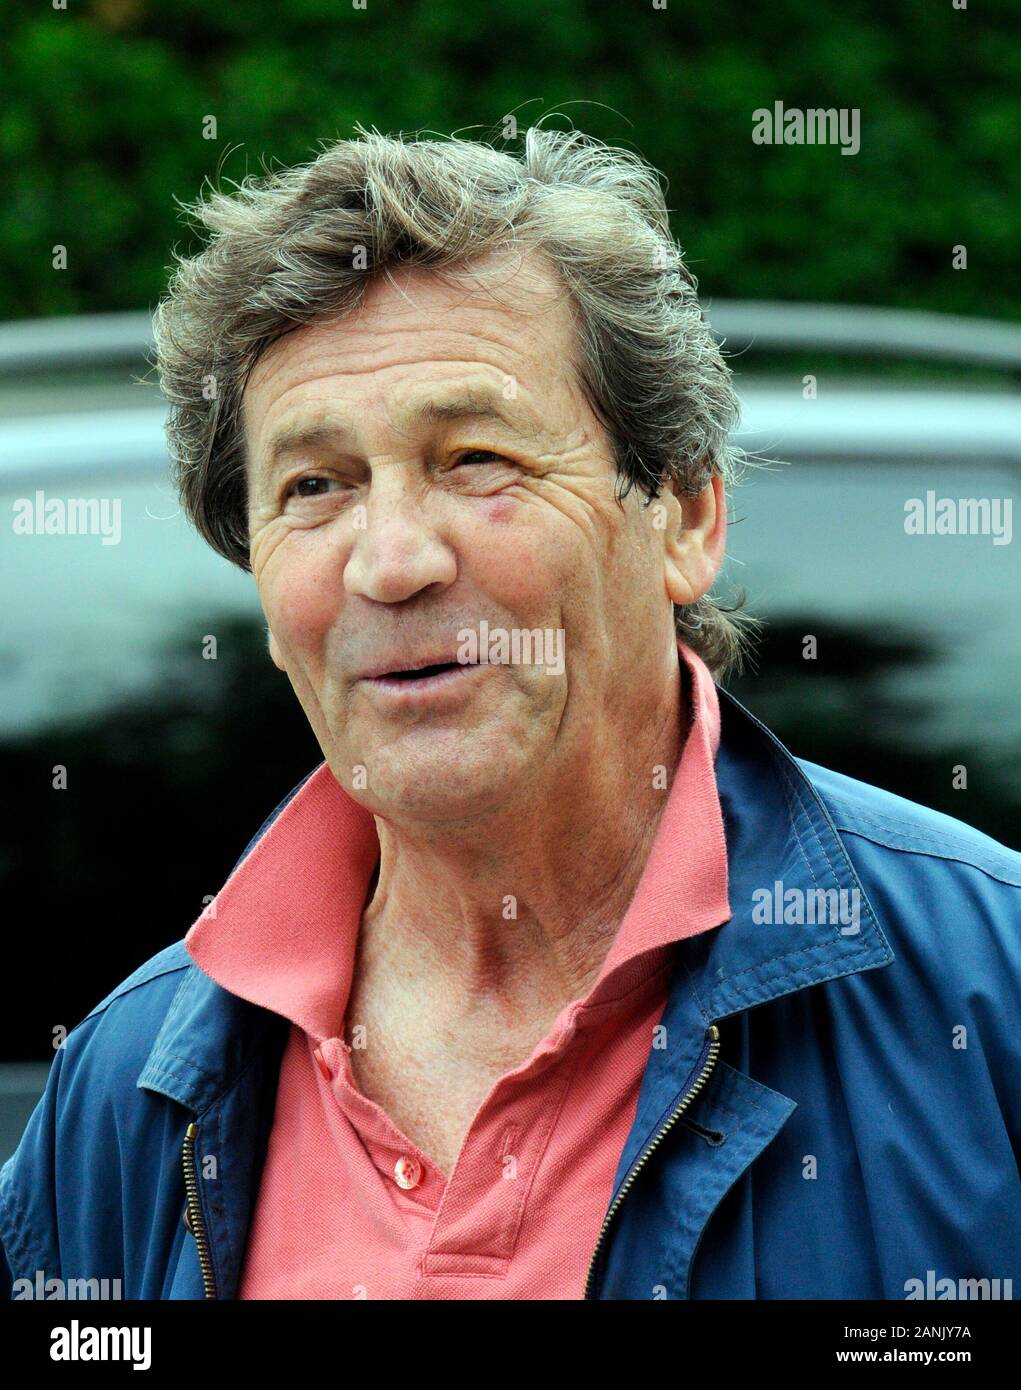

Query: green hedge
[2,0,1017,320]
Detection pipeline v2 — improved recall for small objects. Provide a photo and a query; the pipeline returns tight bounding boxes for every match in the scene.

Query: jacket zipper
[583,1023,720,1299]
[182,1121,218,1299]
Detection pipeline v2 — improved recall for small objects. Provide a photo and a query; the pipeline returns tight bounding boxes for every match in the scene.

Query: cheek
[261,561,339,658]
[483,496,516,525]
[469,511,577,615]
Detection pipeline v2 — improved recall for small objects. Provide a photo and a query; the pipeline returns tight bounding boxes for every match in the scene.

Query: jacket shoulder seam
[795,759,1021,884]
[832,817,1021,889]
[80,949,192,1027]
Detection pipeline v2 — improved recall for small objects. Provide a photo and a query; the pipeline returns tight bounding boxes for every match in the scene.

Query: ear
[267,625,286,673]
[663,473,727,606]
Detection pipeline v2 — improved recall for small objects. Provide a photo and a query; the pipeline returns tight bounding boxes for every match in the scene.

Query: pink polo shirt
[184,640,730,1299]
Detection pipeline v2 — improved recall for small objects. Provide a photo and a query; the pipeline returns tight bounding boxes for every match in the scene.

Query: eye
[454,449,507,467]
[288,476,344,498]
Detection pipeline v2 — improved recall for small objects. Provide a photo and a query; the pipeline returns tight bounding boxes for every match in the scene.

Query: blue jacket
[3,688,1020,1300]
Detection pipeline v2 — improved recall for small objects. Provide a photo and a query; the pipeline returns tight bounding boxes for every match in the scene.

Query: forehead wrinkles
[247,248,576,398]
[248,360,550,462]
[246,319,583,463]
[254,296,560,392]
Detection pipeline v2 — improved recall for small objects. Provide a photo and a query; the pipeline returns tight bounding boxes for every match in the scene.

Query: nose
[342,472,457,604]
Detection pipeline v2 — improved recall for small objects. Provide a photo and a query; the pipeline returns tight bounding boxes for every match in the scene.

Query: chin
[366,743,518,821]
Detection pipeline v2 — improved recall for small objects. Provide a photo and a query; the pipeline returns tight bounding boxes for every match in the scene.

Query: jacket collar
[689,683,893,1024]
[138,685,894,1112]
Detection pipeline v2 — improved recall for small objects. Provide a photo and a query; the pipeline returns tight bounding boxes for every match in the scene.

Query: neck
[354,661,686,1027]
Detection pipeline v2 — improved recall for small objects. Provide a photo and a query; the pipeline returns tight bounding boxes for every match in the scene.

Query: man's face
[244,250,723,823]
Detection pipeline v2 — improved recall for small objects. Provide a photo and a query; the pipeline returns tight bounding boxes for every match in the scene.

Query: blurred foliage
[1,0,1018,320]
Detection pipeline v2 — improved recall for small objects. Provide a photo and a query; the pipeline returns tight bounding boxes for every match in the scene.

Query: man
[3,127,1020,1301]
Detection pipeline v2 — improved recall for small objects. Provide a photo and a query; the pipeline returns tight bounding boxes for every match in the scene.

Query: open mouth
[359,658,485,698]
[386,662,462,681]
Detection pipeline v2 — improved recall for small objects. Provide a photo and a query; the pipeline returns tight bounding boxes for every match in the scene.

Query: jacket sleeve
[0,1047,65,1291]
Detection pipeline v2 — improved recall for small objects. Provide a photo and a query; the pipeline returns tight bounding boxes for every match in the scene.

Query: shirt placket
[314,1012,589,1275]
[313,1035,447,1217]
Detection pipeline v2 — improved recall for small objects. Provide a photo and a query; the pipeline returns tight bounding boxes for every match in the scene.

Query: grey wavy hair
[152,123,757,679]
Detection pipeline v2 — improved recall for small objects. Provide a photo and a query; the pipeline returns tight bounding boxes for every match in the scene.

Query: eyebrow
[416,387,532,430]
[260,386,541,475]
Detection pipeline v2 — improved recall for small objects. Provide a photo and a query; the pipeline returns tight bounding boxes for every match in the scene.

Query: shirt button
[313,1046,332,1081]
[394,1155,422,1190]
